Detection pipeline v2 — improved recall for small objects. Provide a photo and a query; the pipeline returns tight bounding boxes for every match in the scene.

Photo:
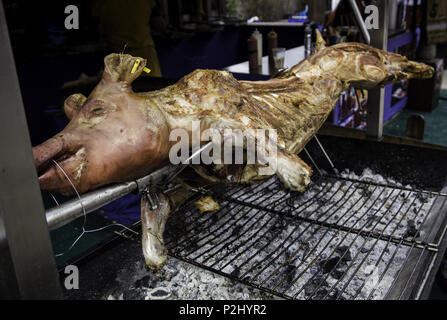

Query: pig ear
[64,93,87,120]
[102,53,148,84]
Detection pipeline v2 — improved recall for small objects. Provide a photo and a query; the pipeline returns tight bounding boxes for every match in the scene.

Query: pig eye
[90,107,105,115]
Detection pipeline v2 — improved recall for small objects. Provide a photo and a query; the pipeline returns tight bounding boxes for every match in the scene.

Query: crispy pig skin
[139,31,433,191]
[138,34,432,269]
[33,31,434,195]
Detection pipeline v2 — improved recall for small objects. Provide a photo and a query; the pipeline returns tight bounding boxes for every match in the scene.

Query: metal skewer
[313,135,337,173]
[162,142,213,186]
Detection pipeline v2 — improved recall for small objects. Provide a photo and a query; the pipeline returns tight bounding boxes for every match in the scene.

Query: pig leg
[141,185,190,270]
[249,141,312,192]
[249,130,312,192]
[141,192,170,270]
[233,128,313,192]
[274,151,312,192]
[196,121,313,191]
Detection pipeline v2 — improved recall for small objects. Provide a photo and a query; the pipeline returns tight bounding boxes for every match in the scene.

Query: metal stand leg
[0,0,61,299]
[366,0,389,139]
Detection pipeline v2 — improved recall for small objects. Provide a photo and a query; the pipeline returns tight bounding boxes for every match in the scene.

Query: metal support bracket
[366,0,389,140]
[348,0,371,44]
[143,187,160,210]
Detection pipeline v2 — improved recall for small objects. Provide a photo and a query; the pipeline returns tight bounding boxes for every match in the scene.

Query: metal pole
[46,143,214,230]
[366,0,388,139]
[0,0,61,299]
[46,182,138,231]
[348,0,371,44]
[46,165,173,230]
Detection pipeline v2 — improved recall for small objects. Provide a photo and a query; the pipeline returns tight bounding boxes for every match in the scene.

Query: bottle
[267,30,277,75]
[248,35,259,74]
[304,24,312,58]
[252,29,263,67]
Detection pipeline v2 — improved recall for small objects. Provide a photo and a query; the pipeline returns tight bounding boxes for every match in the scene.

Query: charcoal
[123,287,145,300]
[211,212,220,224]
[285,264,297,283]
[335,246,352,261]
[310,288,329,300]
[231,225,243,237]
[319,257,343,273]
[360,188,373,198]
[327,288,346,300]
[134,275,156,288]
[404,220,420,238]
[287,191,304,207]
[331,269,345,280]
[285,248,296,260]
[149,287,171,299]
[212,183,228,197]
[360,247,372,254]
[365,214,380,228]
[304,275,328,297]
[300,242,310,259]
[415,192,428,204]
[230,268,240,278]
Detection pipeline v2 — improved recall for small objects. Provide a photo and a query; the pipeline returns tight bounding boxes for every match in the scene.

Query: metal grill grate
[164,174,447,300]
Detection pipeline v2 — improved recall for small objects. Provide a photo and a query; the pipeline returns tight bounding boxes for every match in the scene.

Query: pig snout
[32,135,85,195]
[33,137,65,172]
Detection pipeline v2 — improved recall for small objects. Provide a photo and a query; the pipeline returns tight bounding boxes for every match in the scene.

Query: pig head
[33,54,171,195]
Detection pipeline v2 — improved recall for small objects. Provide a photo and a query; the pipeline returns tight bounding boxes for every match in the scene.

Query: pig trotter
[275,153,312,192]
[141,185,191,269]
[141,191,170,269]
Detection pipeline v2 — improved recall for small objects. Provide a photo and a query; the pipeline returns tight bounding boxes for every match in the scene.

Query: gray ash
[110,168,439,300]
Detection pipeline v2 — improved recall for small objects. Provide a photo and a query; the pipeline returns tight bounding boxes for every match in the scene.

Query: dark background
[3,0,305,147]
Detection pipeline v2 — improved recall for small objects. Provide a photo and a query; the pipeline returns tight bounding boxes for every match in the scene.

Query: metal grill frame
[162,174,447,300]
[56,134,447,300]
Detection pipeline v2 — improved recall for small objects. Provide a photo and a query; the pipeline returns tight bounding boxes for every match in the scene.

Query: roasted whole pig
[33,31,434,269]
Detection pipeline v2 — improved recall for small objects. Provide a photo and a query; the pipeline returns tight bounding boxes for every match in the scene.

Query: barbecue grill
[1,0,445,299]
[61,133,447,300]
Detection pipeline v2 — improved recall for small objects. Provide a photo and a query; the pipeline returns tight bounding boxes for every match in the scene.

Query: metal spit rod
[46,142,213,231]
[46,165,171,230]
[45,136,330,231]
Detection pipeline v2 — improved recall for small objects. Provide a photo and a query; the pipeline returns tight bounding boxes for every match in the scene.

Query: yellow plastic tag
[131,59,141,74]
[143,67,151,74]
